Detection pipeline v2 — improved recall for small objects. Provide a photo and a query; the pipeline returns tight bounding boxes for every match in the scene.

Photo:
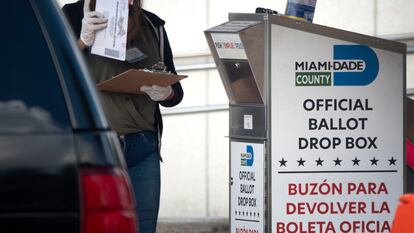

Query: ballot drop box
[205,13,406,233]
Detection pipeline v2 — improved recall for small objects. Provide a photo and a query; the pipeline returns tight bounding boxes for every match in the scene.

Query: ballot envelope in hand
[96,69,187,94]
[91,0,129,61]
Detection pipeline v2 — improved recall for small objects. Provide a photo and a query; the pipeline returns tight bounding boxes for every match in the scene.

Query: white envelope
[91,0,128,61]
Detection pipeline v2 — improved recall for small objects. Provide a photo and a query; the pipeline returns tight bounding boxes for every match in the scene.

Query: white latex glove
[80,0,108,46]
[140,85,173,101]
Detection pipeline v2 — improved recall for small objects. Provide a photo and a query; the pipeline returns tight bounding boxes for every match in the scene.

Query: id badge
[125,47,147,63]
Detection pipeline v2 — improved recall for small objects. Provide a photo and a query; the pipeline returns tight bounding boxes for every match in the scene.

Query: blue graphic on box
[333,45,379,86]
[295,45,379,87]
[241,145,254,167]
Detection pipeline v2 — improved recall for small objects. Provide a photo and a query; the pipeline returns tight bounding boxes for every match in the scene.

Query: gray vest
[86,14,162,135]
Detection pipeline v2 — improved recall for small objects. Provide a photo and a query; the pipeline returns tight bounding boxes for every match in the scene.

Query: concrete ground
[156,218,228,233]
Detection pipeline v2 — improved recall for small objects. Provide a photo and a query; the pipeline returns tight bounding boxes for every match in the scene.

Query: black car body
[0,1,137,232]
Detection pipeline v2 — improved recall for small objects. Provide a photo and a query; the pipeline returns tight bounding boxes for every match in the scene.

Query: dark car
[0,1,137,233]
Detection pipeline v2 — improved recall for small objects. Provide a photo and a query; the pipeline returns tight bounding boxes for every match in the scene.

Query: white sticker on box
[244,115,253,130]
[211,33,247,60]
[231,141,264,233]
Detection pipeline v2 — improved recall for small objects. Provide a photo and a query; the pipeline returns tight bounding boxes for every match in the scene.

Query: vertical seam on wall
[205,0,211,218]
[374,0,378,35]
[205,77,210,218]
[206,108,210,218]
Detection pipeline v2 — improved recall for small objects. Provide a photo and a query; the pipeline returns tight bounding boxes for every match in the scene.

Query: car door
[0,1,80,232]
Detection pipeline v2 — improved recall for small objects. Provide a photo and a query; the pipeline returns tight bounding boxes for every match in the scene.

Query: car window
[0,1,70,133]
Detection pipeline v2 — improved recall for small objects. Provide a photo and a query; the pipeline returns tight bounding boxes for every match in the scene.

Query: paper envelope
[91,0,129,61]
[96,69,187,94]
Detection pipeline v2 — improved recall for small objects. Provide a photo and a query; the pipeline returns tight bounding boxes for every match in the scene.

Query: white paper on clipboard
[91,0,128,61]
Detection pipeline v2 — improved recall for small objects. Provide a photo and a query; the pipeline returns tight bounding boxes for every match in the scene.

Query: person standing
[63,1,184,232]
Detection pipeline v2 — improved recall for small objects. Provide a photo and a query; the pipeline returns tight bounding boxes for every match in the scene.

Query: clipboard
[96,69,187,94]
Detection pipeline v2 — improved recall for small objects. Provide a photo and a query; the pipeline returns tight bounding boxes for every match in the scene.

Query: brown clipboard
[96,69,187,94]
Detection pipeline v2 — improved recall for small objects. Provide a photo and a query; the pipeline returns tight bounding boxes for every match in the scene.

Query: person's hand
[140,85,173,101]
[80,0,108,47]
